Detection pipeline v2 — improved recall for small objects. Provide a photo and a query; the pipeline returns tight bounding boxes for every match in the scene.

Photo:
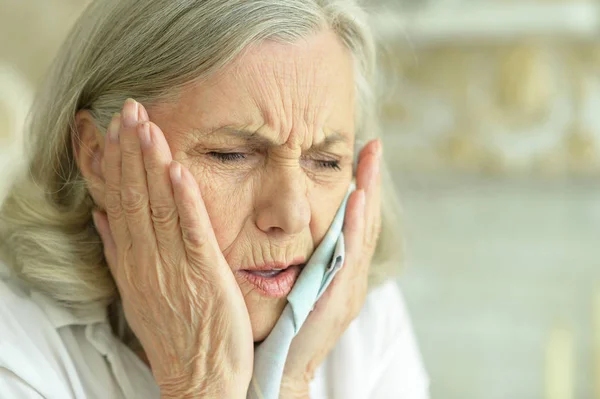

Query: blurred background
[1,0,599,398]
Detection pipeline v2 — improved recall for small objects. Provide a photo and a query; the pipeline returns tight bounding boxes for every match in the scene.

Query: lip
[238,264,304,298]
[242,258,306,271]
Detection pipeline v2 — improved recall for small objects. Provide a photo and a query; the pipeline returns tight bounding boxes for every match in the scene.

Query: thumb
[92,210,119,274]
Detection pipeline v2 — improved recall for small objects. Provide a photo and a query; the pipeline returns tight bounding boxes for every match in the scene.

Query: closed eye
[208,152,342,171]
[316,160,341,170]
[207,152,247,162]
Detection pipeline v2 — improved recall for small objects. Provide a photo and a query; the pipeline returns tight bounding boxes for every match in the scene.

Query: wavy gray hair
[0,0,402,326]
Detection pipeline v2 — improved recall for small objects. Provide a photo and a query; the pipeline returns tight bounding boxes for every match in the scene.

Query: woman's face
[142,30,355,341]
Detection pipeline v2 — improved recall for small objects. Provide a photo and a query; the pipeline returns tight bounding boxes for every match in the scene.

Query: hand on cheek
[281,139,382,394]
[93,99,254,399]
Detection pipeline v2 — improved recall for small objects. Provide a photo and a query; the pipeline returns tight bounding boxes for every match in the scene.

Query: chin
[244,291,288,342]
[235,272,294,341]
[252,317,278,342]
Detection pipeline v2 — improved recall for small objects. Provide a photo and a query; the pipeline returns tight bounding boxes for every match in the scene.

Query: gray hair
[0,0,403,320]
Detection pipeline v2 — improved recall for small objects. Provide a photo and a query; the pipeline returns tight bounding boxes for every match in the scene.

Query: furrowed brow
[195,126,349,149]
[211,127,276,147]
[308,131,348,152]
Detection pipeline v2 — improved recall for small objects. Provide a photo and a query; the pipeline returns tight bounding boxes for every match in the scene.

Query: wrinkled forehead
[229,32,355,96]
[206,33,353,128]
[159,31,357,150]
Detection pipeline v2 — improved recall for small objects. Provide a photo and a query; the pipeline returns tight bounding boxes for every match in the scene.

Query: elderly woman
[0,0,428,398]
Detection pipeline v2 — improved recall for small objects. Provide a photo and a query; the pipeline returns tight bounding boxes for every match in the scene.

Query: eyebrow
[206,126,349,151]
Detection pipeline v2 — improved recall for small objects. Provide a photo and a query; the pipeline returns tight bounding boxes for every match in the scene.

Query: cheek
[185,163,254,250]
[176,148,351,251]
[308,181,350,241]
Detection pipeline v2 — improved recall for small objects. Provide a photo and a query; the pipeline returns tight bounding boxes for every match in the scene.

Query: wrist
[159,371,249,399]
[161,383,248,399]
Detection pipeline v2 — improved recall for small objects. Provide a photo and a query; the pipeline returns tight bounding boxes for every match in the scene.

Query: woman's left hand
[280,139,383,398]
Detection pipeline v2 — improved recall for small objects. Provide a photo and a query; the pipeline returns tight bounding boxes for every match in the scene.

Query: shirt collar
[30,290,108,329]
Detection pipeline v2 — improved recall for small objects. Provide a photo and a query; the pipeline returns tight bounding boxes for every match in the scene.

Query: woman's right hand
[91,99,253,399]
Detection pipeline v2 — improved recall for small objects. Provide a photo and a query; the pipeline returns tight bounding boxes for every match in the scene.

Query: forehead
[171,30,356,145]
[230,30,355,94]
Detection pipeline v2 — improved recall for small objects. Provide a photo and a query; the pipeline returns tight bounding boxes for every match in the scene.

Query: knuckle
[178,197,197,214]
[182,228,207,250]
[120,142,139,156]
[150,201,177,226]
[121,187,146,214]
[105,192,122,215]
[144,156,166,174]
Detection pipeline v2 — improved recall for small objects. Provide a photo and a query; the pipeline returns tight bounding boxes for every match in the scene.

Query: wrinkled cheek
[198,176,254,251]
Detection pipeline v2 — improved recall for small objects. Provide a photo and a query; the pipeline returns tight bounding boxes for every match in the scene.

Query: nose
[254,167,311,235]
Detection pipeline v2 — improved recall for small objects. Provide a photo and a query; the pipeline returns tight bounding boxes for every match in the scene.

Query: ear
[73,110,106,209]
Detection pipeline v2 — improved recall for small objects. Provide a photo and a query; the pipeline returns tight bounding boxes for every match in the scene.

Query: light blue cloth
[248,183,355,399]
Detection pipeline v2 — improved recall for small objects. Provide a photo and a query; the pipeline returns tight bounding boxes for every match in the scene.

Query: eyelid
[207,151,247,162]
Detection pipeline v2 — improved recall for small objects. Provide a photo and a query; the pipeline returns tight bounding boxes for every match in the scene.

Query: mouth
[238,262,305,298]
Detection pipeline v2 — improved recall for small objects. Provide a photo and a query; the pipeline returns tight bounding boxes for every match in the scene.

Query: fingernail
[108,113,121,143]
[138,122,151,149]
[122,98,138,128]
[138,102,149,122]
[375,140,383,158]
[169,161,182,183]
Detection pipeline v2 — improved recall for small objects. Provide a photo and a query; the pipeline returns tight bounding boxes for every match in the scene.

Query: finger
[356,139,382,250]
[355,139,380,192]
[119,99,157,253]
[169,161,222,269]
[342,189,367,264]
[138,114,182,256]
[322,188,366,302]
[366,173,382,249]
[308,190,366,312]
[92,210,119,275]
[104,113,131,253]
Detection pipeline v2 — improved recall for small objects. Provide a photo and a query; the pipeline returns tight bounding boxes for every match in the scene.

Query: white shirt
[0,264,429,398]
